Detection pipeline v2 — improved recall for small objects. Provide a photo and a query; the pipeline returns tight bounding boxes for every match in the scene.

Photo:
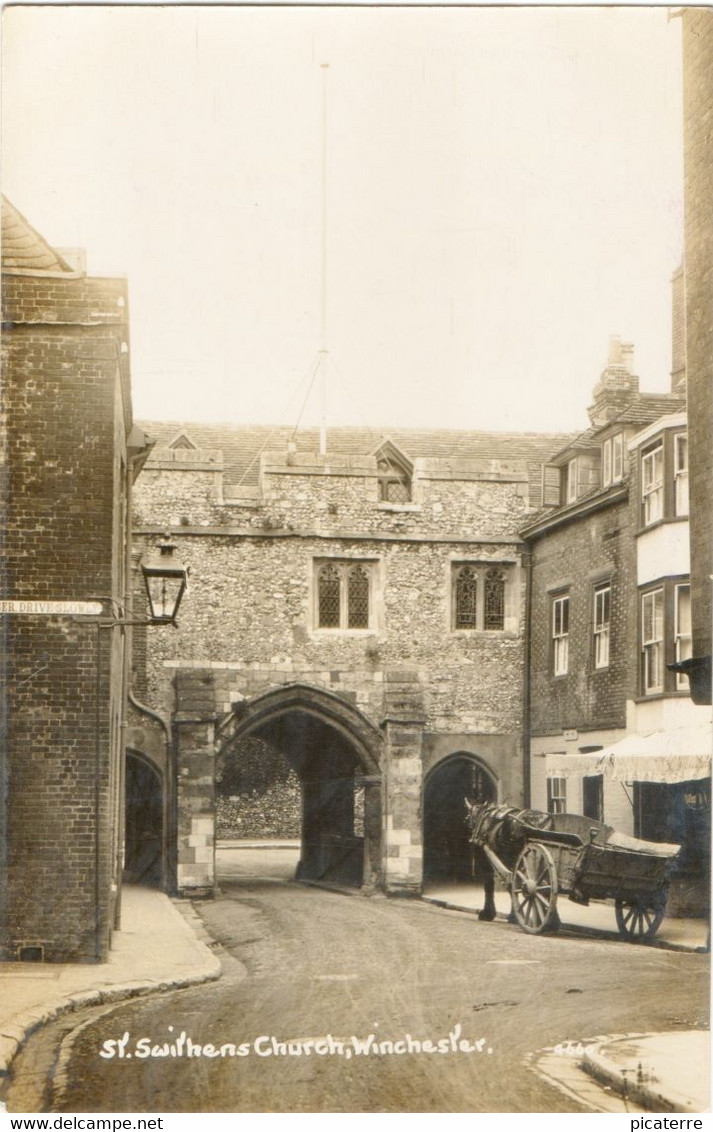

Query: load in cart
[466,801,680,941]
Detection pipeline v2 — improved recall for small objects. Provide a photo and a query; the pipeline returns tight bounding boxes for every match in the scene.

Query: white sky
[2,5,684,434]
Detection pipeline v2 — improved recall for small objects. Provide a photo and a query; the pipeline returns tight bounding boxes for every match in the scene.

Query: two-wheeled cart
[467,802,680,941]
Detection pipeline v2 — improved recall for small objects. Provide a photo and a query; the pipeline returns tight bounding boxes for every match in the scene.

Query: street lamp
[141,543,189,625]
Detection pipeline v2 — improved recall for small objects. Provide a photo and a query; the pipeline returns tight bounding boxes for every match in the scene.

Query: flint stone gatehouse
[130,424,570,897]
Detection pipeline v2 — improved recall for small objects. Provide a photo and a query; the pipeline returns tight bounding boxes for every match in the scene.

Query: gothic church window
[316,561,374,630]
[317,564,341,628]
[452,563,511,632]
[483,569,506,631]
[454,566,478,629]
[347,565,370,629]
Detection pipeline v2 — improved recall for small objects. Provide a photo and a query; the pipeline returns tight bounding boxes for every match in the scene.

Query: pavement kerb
[582,1038,703,1114]
[419,894,707,953]
[0,900,223,1084]
[0,966,222,1082]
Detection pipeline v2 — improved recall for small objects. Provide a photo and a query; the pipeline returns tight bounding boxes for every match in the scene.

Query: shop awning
[546,724,712,784]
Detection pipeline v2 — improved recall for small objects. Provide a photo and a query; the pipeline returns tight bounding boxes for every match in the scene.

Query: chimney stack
[608,335,623,366]
[587,336,639,426]
[620,341,635,373]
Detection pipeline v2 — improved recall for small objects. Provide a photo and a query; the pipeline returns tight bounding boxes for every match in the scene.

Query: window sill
[636,515,689,537]
[633,690,692,703]
[377,502,421,513]
[450,629,519,639]
[311,628,379,637]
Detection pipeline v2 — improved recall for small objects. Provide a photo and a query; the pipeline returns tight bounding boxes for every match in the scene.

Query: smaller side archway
[124,751,164,888]
[423,754,497,883]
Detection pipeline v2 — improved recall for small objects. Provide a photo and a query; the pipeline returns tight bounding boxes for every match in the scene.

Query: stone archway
[124,751,164,888]
[423,753,497,883]
[218,684,383,890]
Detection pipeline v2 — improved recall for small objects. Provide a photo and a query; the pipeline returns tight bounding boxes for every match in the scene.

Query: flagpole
[319,62,329,456]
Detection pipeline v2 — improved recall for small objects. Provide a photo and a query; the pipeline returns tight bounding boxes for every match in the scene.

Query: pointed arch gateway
[423,753,497,884]
[218,684,383,890]
[124,750,165,889]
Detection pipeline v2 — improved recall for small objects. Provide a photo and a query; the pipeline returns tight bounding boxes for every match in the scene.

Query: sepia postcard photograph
[0,2,711,1120]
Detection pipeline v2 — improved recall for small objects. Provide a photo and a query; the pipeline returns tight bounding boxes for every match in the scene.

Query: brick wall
[527,495,633,737]
[670,265,686,396]
[1,271,132,961]
[683,9,713,677]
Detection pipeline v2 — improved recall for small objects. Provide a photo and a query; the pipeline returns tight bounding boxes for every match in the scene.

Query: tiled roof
[612,394,686,424]
[544,394,686,464]
[520,480,628,538]
[1,196,72,275]
[563,426,600,450]
[138,420,575,494]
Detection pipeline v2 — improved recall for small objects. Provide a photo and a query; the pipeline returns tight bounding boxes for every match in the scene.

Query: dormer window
[374,442,412,504]
[612,433,624,482]
[602,433,624,488]
[560,451,601,505]
[565,459,578,504]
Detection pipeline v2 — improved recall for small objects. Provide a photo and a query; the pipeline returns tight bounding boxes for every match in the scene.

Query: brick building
[129,424,570,896]
[523,331,711,913]
[0,199,150,961]
[679,8,713,705]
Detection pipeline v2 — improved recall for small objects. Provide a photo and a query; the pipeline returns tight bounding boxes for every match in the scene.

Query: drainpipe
[94,621,102,959]
[522,548,533,808]
[119,433,161,920]
[116,449,138,930]
[115,461,132,931]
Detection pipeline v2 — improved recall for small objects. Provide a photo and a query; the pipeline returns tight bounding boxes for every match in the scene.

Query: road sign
[0,600,103,616]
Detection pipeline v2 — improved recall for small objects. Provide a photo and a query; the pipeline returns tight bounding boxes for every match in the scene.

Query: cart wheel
[511,843,559,934]
[615,897,665,943]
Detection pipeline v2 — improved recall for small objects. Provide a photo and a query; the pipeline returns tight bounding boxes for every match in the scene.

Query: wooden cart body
[466,802,680,940]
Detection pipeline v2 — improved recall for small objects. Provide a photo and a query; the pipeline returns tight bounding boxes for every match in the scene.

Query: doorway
[423,755,497,883]
[217,686,382,890]
[124,752,163,887]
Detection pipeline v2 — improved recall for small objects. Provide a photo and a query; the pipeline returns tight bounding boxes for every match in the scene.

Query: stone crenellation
[132,425,557,895]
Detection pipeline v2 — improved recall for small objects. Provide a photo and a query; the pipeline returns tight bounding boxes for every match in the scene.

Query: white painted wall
[637,520,690,586]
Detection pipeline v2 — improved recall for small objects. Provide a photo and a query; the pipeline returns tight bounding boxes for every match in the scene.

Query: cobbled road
[7,853,709,1114]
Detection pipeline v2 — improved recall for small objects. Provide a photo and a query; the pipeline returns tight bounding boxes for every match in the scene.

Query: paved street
[7,850,709,1114]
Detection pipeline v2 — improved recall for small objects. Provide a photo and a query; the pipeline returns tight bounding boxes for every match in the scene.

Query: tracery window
[483,569,505,631]
[453,563,511,632]
[316,561,374,630]
[347,565,370,629]
[454,566,478,629]
[317,564,341,628]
